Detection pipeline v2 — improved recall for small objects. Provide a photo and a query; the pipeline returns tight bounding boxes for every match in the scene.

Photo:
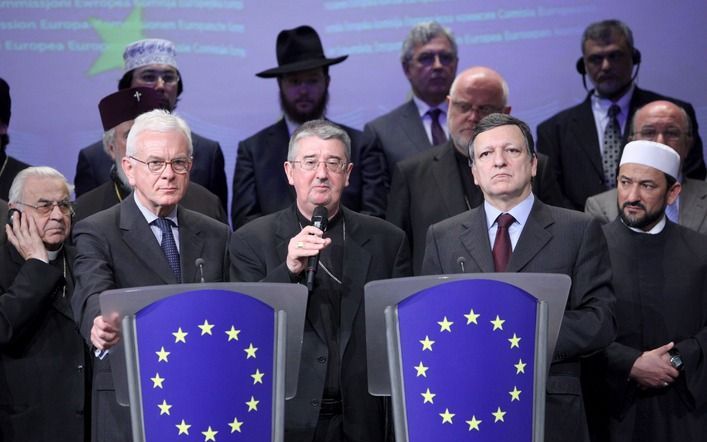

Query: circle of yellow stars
[413,308,528,433]
[148,319,266,440]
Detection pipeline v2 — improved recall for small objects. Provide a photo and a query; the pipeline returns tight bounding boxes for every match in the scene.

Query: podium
[99,282,308,442]
[365,274,571,442]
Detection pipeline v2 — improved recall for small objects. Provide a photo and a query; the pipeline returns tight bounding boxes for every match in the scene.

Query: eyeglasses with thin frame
[135,70,180,86]
[15,200,74,216]
[633,127,685,142]
[415,51,456,67]
[129,156,193,174]
[450,100,503,118]
[290,158,348,173]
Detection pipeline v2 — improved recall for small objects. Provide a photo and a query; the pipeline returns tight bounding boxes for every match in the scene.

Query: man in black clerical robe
[586,140,707,442]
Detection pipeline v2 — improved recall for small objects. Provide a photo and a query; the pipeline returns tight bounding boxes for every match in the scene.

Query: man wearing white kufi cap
[74,38,228,210]
[583,139,707,441]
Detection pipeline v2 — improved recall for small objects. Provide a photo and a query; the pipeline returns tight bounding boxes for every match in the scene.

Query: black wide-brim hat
[256,25,348,78]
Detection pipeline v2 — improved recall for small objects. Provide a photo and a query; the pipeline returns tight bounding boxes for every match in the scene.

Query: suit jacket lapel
[338,209,370,358]
[572,96,604,177]
[459,207,495,272]
[679,180,707,232]
[432,143,476,216]
[177,207,206,284]
[507,200,553,272]
[119,197,177,284]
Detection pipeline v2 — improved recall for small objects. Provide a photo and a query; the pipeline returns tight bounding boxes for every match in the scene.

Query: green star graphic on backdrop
[89,6,145,75]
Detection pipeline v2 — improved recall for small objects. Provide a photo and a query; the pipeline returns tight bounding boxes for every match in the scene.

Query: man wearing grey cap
[74,39,228,209]
[231,25,387,229]
[73,87,227,224]
[0,78,30,201]
[584,140,707,442]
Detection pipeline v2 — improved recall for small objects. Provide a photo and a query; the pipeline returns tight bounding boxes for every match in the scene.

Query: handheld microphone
[195,258,206,283]
[306,206,329,292]
[456,256,466,273]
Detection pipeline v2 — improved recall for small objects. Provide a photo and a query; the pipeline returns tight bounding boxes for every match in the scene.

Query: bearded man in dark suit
[72,109,230,442]
[422,113,615,442]
[230,119,411,441]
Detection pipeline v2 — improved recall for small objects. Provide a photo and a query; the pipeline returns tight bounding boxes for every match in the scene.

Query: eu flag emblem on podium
[392,279,543,441]
[129,289,275,441]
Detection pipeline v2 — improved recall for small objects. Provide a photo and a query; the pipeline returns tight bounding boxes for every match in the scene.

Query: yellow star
[420,335,435,351]
[414,361,429,377]
[244,343,258,359]
[172,327,188,343]
[464,309,480,325]
[437,316,454,332]
[514,358,527,374]
[228,417,244,433]
[421,388,436,404]
[251,369,265,384]
[225,325,241,341]
[466,415,482,431]
[202,426,218,441]
[156,346,170,362]
[88,6,146,75]
[246,396,259,411]
[157,399,172,415]
[150,372,165,389]
[508,333,521,348]
[175,419,191,435]
[492,406,506,422]
[198,319,215,336]
[440,408,455,424]
[509,386,522,402]
[490,315,505,331]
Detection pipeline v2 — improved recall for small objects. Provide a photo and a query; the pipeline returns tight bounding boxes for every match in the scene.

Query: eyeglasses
[450,100,503,118]
[130,156,193,174]
[135,70,180,86]
[415,51,456,67]
[290,159,348,173]
[15,200,74,216]
[634,127,685,142]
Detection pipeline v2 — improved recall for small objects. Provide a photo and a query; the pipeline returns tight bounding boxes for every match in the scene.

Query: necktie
[602,104,622,188]
[154,217,182,283]
[492,213,515,272]
[428,108,447,146]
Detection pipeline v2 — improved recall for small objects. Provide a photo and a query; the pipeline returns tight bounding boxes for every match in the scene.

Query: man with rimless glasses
[0,167,89,441]
[72,109,230,442]
[75,38,228,210]
[230,120,410,441]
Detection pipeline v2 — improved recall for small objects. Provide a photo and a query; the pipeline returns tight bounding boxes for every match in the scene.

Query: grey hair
[401,21,458,65]
[468,113,535,163]
[582,19,635,53]
[125,109,192,157]
[8,166,73,203]
[102,127,116,156]
[288,119,351,162]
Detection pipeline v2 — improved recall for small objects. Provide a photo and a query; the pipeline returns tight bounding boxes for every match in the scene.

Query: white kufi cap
[123,39,178,72]
[619,140,680,179]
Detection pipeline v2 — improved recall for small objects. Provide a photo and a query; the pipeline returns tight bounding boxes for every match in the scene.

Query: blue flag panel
[398,279,538,441]
[135,289,274,441]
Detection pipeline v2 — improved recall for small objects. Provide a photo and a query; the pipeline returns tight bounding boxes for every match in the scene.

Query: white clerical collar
[133,192,178,226]
[622,214,666,234]
[47,245,63,262]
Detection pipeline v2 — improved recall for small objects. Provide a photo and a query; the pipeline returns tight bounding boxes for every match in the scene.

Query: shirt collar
[621,214,666,234]
[483,193,535,230]
[591,83,635,116]
[47,245,63,262]
[412,94,449,118]
[133,192,178,226]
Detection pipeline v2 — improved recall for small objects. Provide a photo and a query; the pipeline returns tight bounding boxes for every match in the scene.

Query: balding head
[631,100,692,163]
[447,67,510,155]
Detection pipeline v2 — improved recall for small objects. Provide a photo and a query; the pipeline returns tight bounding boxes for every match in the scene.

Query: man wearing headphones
[536,19,705,210]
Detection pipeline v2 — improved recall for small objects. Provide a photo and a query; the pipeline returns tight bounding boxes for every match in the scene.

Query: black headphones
[575,48,642,75]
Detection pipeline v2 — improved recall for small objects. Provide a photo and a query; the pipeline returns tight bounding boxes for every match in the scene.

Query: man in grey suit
[422,113,615,442]
[72,110,230,442]
[387,66,565,274]
[230,120,411,441]
[364,21,458,178]
[586,100,707,234]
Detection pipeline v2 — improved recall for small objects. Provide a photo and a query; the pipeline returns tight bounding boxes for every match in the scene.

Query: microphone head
[195,258,205,267]
[312,205,329,230]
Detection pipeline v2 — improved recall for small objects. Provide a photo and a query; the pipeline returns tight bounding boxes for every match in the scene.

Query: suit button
[310,399,320,407]
[317,356,327,364]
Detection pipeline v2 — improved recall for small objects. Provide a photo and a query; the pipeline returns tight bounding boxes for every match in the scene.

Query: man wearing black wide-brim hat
[231,25,387,229]
[0,78,31,202]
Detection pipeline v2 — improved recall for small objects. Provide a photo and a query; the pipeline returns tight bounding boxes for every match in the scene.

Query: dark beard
[618,201,665,230]
[279,89,329,125]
